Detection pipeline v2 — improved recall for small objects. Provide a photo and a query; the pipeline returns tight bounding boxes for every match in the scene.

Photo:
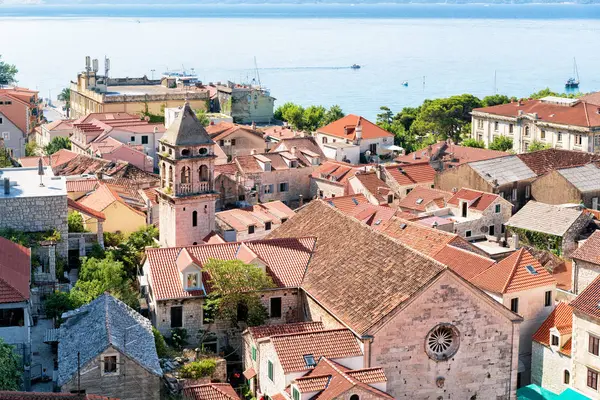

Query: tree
[108,225,158,279]
[461,138,485,148]
[0,56,18,86]
[488,136,514,152]
[376,106,393,125]
[528,140,551,152]
[280,103,305,130]
[322,105,344,126]
[0,338,21,391]
[529,88,579,100]
[25,141,39,157]
[194,109,210,127]
[57,88,71,117]
[395,106,420,132]
[481,94,512,107]
[67,211,86,233]
[44,291,75,321]
[152,327,169,358]
[202,259,273,327]
[302,105,326,132]
[45,136,71,155]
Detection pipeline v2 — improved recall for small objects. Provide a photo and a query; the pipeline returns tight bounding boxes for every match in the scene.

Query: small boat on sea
[565,57,580,89]
[350,64,361,69]
[402,81,408,87]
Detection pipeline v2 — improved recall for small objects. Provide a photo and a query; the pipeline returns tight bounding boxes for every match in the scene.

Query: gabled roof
[571,230,600,265]
[349,204,397,230]
[19,149,78,169]
[268,201,447,335]
[245,321,325,340]
[384,163,436,186]
[43,119,74,132]
[0,236,30,303]
[470,248,556,294]
[447,188,501,212]
[269,329,362,373]
[235,151,311,174]
[292,358,393,400]
[58,294,162,386]
[532,302,573,356]
[160,103,213,146]
[215,201,295,232]
[269,137,326,160]
[398,186,452,212]
[351,172,392,203]
[517,148,600,176]
[556,163,600,193]
[65,178,99,193]
[317,114,393,140]
[311,161,369,186]
[146,237,316,300]
[432,245,496,281]
[469,156,537,186]
[570,274,600,320]
[182,383,240,400]
[322,194,369,213]
[67,198,106,221]
[206,122,264,142]
[78,183,145,217]
[395,141,508,167]
[506,201,587,237]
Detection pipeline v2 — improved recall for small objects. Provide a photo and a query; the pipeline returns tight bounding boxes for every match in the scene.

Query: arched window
[168,166,173,186]
[181,167,191,184]
[192,211,198,227]
[181,149,191,157]
[564,370,570,384]
[161,163,166,186]
[350,395,359,400]
[525,126,530,136]
[199,165,209,182]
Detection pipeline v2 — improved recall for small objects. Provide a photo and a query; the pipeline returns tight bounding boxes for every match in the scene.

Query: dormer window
[289,160,298,168]
[551,334,560,347]
[304,354,316,367]
[264,162,272,172]
[186,272,200,290]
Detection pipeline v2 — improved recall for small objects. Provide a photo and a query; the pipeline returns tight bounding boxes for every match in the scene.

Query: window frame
[248,225,255,234]
[510,298,519,314]
[589,334,600,356]
[101,353,119,376]
[186,272,200,290]
[551,334,559,347]
[270,297,282,319]
[251,346,257,361]
[170,306,183,328]
[587,368,598,391]
[141,135,149,145]
[267,360,274,381]
[495,204,501,214]
[279,182,289,193]
[293,387,300,400]
[564,370,570,385]
[265,221,272,231]
[544,290,552,307]
[465,230,472,238]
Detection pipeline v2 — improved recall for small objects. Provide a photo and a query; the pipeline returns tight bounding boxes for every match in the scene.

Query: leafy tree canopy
[194,109,210,127]
[274,103,345,131]
[0,56,18,86]
[0,338,21,391]
[45,136,71,155]
[461,138,485,148]
[528,140,551,152]
[67,211,86,233]
[489,136,514,152]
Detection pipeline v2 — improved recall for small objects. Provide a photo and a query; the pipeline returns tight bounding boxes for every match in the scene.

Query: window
[268,360,274,381]
[501,224,506,234]
[0,308,24,327]
[525,126,530,136]
[2,132,9,140]
[293,388,300,400]
[545,291,552,307]
[510,298,519,313]
[251,346,257,361]
[494,122,499,131]
[489,225,495,236]
[171,306,183,328]
[587,368,598,390]
[270,297,282,318]
[477,119,483,129]
[281,218,288,224]
[322,137,328,144]
[465,230,472,238]
[593,197,599,211]
[406,188,413,195]
[589,335,600,356]
[369,143,377,153]
[102,355,118,374]
[231,139,236,146]
[525,185,530,199]
[289,160,298,168]
[318,190,324,198]
[558,132,563,142]
[199,147,208,155]
[219,140,224,146]
[512,188,518,201]
[192,211,198,227]
[541,130,546,140]
[142,135,149,145]
[524,142,529,151]
[304,354,316,367]
[248,225,255,234]
[495,204,501,213]
[509,124,514,134]
[265,221,272,231]
[350,396,360,400]
[279,182,289,192]
[551,335,559,346]
[575,135,582,146]
[425,324,460,361]
[564,370,570,385]
[388,194,394,204]
[263,184,274,194]
[130,136,135,142]
[187,273,199,289]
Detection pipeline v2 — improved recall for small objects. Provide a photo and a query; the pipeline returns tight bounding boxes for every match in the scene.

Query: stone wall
[369,271,519,400]
[253,167,317,208]
[531,170,583,206]
[302,293,345,330]
[563,213,593,258]
[159,193,217,248]
[573,259,600,295]
[570,311,600,398]
[0,195,68,257]
[309,178,347,199]
[531,342,571,394]
[451,197,512,239]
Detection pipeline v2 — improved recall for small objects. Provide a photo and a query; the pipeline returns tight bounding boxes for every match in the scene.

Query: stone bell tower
[158,103,218,247]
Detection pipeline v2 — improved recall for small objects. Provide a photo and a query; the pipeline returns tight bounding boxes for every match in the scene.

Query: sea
[2,3,600,119]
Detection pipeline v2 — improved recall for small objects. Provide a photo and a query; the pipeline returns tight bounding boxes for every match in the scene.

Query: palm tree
[57,88,71,117]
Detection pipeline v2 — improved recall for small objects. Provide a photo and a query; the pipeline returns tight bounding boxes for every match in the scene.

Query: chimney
[355,121,362,141]
[413,152,417,160]
[298,194,304,207]
[291,146,297,156]
[251,149,257,155]
[512,233,520,250]
[3,178,9,195]
[426,145,432,158]
[153,126,159,133]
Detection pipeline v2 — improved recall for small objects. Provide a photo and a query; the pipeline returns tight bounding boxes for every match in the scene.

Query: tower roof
[161,103,213,146]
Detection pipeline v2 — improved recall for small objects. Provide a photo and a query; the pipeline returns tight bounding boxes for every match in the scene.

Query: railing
[177,183,193,195]
[175,182,211,196]
[199,181,210,192]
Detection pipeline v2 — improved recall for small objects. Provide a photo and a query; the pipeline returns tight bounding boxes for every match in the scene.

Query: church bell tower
[158,103,218,247]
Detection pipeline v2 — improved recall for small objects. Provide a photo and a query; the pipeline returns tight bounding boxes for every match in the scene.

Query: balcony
[177,183,193,196]
[175,181,212,196]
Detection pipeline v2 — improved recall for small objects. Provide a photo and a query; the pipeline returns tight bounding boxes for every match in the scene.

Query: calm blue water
[2,4,600,119]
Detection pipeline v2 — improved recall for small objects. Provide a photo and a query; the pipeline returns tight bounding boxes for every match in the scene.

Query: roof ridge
[104,294,111,347]
[269,327,352,339]
[321,357,357,386]
[295,373,334,381]
[501,248,525,293]
[0,276,27,302]
[439,244,495,263]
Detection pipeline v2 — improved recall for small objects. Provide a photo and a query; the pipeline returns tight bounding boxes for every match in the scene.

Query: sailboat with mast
[565,58,580,89]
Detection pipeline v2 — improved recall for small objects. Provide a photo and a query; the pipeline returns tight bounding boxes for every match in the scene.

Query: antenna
[105,57,110,80]
[254,56,262,87]
[85,56,91,72]
[92,59,99,73]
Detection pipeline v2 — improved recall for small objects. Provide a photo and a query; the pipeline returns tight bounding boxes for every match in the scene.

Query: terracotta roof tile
[432,245,495,281]
[246,321,324,340]
[470,248,556,294]
[571,230,600,265]
[317,114,393,140]
[516,148,600,176]
[182,383,240,400]
[395,141,508,167]
[351,172,392,202]
[66,178,99,193]
[295,375,331,392]
[349,204,396,230]
[346,368,387,384]
[269,137,326,160]
[398,186,452,212]
[216,201,295,232]
[570,274,600,319]
[380,217,458,257]
[323,194,369,213]
[270,329,362,373]
[447,188,499,212]
[67,198,106,221]
[311,161,370,186]
[0,237,30,303]
[532,302,573,357]
[384,163,436,186]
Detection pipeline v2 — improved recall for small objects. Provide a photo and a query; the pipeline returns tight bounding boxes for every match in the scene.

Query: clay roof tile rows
[398,186,452,212]
[570,274,600,319]
[517,148,600,176]
[182,383,240,400]
[317,114,393,140]
[246,321,325,340]
[447,188,500,212]
[384,163,436,186]
[571,230,600,265]
[532,302,573,356]
[0,237,31,303]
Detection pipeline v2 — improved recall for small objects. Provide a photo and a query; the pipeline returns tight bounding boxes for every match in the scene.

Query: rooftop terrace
[0,167,66,198]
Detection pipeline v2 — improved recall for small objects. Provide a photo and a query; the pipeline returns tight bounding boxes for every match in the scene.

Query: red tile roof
[571,274,600,319]
[473,99,600,129]
[517,148,600,176]
[532,302,573,356]
[433,245,496,281]
[216,201,295,231]
[571,230,600,265]
[246,321,324,340]
[66,178,99,193]
[351,172,392,203]
[323,194,369,213]
[346,368,388,384]
[395,141,508,167]
[269,328,362,373]
[349,204,397,230]
[380,217,460,258]
[398,186,452,212]
[67,198,106,221]
[447,188,499,212]
[19,149,78,168]
[470,248,556,294]
[0,237,30,303]
[311,161,370,187]
[206,122,264,142]
[79,183,146,217]
[317,114,393,141]
[146,238,316,300]
[182,383,240,400]
[384,163,436,186]
[43,119,74,132]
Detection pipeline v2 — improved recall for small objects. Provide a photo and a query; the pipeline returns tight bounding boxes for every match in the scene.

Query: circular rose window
[425,324,460,361]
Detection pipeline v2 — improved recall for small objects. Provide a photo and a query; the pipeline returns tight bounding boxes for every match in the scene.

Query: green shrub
[68,211,86,233]
[179,359,217,379]
[153,327,169,358]
[104,231,125,247]
[170,328,188,350]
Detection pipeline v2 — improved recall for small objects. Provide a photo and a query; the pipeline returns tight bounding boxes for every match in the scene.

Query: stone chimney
[96,171,103,181]
[298,194,304,207]
[291,146,297,156]
[355,120,362,141]
[512,233,520,250]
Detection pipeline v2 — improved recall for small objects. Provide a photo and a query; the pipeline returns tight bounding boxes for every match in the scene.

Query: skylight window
[374,219,382,225]
[352,198,359,205]
[416,198,424,205]
[327,200,334,206]
[304,354,316,367]
[525,265,538,275]
[400,223,407,230]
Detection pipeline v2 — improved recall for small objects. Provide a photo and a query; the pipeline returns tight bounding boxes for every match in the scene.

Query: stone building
[269,200,523,399]
[209,82,275,124]
[206,122,267,161]
[571,230,600,295]
[378,162,437,199]
[471,96,600,153]
[506,202,593,258]
[531,302,573,395]
[347,172,395,206]
[0,166,68,257]
[58,294,162,400]
[157,103,219,247]
[310,161,371,199]
[0,111,26,158]
[215,201,295,242]
[531,163,600,210]
[36,119,74,148]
